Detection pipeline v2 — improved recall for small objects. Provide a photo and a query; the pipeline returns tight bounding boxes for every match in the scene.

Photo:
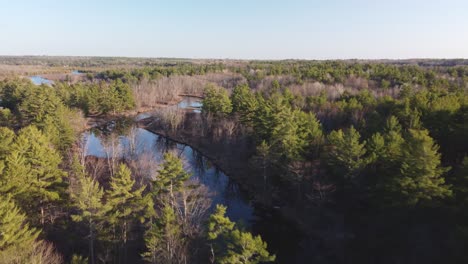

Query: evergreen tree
[71,171,109,264]
[231,84,258,123]
[142,204,183,264]
[207,205,275,264]
[202,84,233,115]
[153,153,190,200]
[270,107,303,161]
[294,110,323,156]
[105,164,146,261]
[0,196,40,251]
[2,126,66,225]
[0,127,15,160]
[0,150,31,196]
[391,129,452,205]
[327,126,367,179]
[18,85,62,127]
[252,93,287,142]
[223,229,275,264]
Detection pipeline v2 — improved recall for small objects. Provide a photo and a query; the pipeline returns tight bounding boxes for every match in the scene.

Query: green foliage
[18,85,63,126]
[71,170,109,263]
[153,153,190,197]
[327,126,367,179]
[70,254,89,264]
[270,108,323,160]
[0,108,13,127]
[106,164,146,232]
[56,80,135,115]
[0,127,15,160]
[1,126,66,224]
[100,79,135,114]
[202,84,233,115]
[208,205,275,264]
[231,84,258,123]
[0,196,40,250]
[223,229,275,264]
[251,93,286,142]
[0,79,76,150]
[142,204,182,264]
[390,129,452,205]
[207,205,235,241]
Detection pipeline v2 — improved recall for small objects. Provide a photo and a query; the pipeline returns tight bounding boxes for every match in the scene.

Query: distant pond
[30,75,54,85]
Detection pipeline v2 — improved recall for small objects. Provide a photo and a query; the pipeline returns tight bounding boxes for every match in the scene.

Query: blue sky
[0,0,467,59]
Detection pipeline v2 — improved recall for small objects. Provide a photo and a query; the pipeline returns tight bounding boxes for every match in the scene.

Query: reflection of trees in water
[122,127,139,160]
[191,150,206,176]
[154,135,178,154]
[100,133,123,177]
[224,179,241,200]
[91,118,135,137]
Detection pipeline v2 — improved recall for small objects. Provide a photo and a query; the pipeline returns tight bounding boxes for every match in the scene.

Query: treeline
[232,61,468,89]
[95,63,226,82]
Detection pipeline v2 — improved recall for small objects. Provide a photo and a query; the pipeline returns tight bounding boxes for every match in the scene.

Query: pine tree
[251,141,274,187]
[207,205,275,264]
[0,196,40,251]
[223,229,276,264]
[252,93,287,142]
[142,221,162,264]
[231,84,258,124]
[207,205,235,242]
[71,171,109,264]
[202,84,232,115]
[2,126,66,225]
[270,107,303,161]
[294,110,323,156]
[393,129,452,205]
[0,150,31,196]
[0,127,15,160]
[153,153,190,200]
[327,126,367,179]
[142,204,183,264]
[105,163,145,261]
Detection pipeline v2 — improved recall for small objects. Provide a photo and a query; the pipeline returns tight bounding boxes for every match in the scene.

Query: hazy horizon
[2,55,468,61]
[1,0,467,59]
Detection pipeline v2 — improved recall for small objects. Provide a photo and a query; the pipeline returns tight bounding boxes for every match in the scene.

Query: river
[82,97,312,263]
[29,70,83,85]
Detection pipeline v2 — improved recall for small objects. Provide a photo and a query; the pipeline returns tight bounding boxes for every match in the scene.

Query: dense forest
[0,58,467,263]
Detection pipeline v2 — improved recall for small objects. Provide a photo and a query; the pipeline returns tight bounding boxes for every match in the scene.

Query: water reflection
[83,126,254,224]
[30,76,54,85]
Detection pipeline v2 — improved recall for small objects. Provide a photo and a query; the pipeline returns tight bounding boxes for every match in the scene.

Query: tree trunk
[41,206,45,226]
[89,225,95,264]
